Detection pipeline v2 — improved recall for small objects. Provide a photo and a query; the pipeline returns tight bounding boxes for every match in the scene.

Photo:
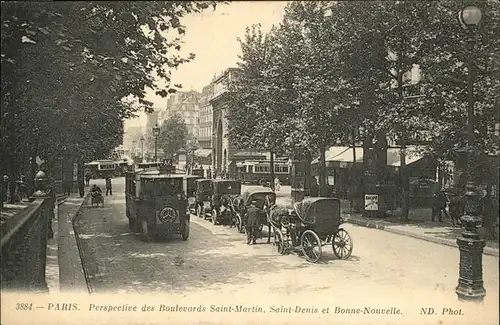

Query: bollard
[455,182,486,302]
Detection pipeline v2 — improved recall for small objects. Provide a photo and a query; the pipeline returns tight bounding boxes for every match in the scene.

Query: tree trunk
[437,159,444,189]
[0,175,3,211]
[482,182,495,240]
[269,150,275,191]
[304,149,313,197]
[77,160,85,198]
[400,135,409,221]
[8,166,18,204]
[396,61,409,221]
[351,130,357,209]
[319,144,327,197]
[29,152,37,197]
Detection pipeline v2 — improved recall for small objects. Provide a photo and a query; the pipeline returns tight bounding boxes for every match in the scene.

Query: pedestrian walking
[274,177,281,192]
[244,200,266,245]
[17,175,27,201]
[63,180,72,196]
[85,171,92,186]
[105,177,112,196]
[431,189,449,222]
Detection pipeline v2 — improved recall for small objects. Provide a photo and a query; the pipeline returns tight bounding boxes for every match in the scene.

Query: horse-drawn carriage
[90,190,104,207]
[268,197,353,263]
[210,179,241,226]
[184,175,202,215]
[194,179,213,219]
[234,189,276,241]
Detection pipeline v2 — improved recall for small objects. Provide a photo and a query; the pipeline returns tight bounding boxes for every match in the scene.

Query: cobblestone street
[71,178,499,324]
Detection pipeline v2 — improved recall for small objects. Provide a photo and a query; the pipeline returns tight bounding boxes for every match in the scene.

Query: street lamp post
[140,136,145,162]
[455,5,486,303]
[153,124,160,162]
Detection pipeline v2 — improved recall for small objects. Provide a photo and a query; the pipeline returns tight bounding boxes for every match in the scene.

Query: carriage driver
[245,199,266,245]
[91,184,102,195]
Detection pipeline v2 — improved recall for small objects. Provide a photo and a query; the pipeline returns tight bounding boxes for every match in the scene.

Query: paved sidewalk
[46,194,89,293]
[272,190,499,257]
[343,213,499,257]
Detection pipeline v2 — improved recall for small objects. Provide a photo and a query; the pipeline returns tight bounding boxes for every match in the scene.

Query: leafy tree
[157,114,188,158]
[0,1,219,203]
[228,23,299,189]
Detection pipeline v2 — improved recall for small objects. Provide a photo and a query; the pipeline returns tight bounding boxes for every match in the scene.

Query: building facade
[210,68,240,178]
[145,111,158,134]
[198,83,214,149]
[165,91,202,139]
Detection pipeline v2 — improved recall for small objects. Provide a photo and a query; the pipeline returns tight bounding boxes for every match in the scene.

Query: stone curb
[71,193,95,294]
[56,195,67,205]
[57,194,89,293]
[344,217,499,258]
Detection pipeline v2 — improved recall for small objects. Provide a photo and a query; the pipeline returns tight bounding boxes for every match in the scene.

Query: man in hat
[244,199,266,245]
[105,176,113,196]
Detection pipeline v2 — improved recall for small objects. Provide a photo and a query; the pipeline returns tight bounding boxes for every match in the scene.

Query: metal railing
[1,198,51,292]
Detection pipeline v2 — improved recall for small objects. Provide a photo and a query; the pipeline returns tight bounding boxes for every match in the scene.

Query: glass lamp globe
[153,125,160,137]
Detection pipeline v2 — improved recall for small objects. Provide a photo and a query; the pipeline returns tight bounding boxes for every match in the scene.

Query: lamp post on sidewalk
[140,136,145,162]
[153,124,160,162]
[455,5,486,303]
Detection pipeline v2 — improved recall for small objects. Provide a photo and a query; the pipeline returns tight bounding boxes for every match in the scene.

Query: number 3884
[16,303,33,311]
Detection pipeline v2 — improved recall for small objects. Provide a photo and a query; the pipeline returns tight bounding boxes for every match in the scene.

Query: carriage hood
[241,190,276,206]
[196,179,212,191]
[212,180,241,196]
[293,197,341,224]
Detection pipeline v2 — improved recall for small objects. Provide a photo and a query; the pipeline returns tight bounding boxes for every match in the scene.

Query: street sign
[364,194,379,211]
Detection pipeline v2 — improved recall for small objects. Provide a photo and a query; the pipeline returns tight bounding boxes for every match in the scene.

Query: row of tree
[227,1,499,221]
[1,2,219,204]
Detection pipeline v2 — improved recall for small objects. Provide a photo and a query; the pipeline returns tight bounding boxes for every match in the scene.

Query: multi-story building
[198,83,214,149]
[165,91,202,139]
[210,67,243,178]
[145,111,159,134]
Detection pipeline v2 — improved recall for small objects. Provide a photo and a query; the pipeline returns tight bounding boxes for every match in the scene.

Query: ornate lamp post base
[455,214,486,302]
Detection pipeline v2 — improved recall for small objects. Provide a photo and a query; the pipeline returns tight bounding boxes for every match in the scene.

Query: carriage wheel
[332,228,353,259]
[300,230,322,263]
[211,209,218,225]
[236,215,244,233]
[274,229,286,255]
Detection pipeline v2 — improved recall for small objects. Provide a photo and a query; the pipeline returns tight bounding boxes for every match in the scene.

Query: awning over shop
[194,149,212,158]
[312,146,424,168]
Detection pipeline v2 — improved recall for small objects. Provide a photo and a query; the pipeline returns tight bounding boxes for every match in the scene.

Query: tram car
[84,160,116,179]
[236,160,291,186]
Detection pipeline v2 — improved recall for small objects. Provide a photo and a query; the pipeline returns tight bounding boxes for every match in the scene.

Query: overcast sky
[125,1,288,131]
